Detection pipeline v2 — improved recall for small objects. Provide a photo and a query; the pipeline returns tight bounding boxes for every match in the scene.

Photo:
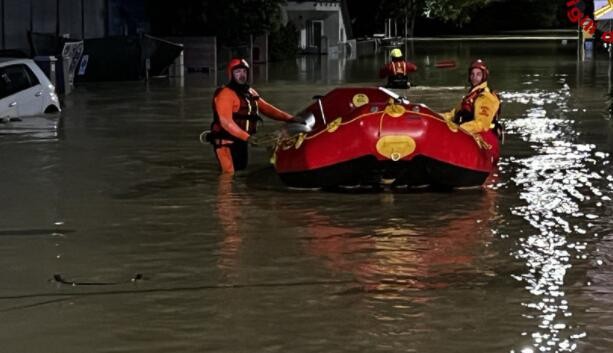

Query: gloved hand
[441,110,454,122]
[287,116,306,125]
[247,134,262,146]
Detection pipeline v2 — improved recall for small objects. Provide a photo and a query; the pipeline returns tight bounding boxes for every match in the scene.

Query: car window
[1,64,39,97]
[24,65,40,86]
[0,68,10,99]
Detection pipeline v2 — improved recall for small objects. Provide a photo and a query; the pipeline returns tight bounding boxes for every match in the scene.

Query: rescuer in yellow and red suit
[441,59,501,134]
[379,48,417,89]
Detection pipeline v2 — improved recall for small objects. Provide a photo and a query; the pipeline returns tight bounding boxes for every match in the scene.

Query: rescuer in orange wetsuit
[379,48,417,89]
[441,59,501,134]
[208,58,297,173]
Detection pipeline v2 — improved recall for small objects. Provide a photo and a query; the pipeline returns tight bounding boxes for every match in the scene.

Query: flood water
[2,41,613,353]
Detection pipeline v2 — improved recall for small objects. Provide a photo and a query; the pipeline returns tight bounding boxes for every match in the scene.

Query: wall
[165,36,216,73]
[107,0,147,36]
[284,1,347,54]
[83,0,105,39]
[1,0,106,52]
[59,0,83,39]
[324,12,339,46]
[4,0,31,52]
[0,3,3,48]
[32,1,56,33]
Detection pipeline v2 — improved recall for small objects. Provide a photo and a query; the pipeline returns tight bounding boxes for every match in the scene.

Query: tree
[269,22,299,61]
[462,0,571,32]
[202,0,287,44]
[375,0,491,36]
[146,1,207,35]
[147,0,287,44]
[423,0,492,25]
[348,1,389,37]
[377,0,425,37]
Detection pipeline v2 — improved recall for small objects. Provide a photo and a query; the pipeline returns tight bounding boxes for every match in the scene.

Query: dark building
[0,0,147,54]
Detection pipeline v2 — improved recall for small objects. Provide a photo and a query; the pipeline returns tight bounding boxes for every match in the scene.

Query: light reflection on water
[0,114,61,142]
[502,77,611,352]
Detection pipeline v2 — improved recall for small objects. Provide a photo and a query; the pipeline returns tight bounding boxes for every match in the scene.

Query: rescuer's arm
[459,92,500,134]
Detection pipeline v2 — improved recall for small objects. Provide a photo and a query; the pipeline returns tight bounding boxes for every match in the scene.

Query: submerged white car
[0,58,60,122]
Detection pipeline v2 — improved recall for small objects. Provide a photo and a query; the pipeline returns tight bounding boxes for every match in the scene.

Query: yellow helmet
[390,48,403,58]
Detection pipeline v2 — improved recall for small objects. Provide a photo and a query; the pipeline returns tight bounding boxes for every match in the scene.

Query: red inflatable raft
[272,87,500,189]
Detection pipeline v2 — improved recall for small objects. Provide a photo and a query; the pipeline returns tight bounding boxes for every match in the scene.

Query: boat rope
[378,111,386,138]
[199,130,210,145]
[275,111,383,150]
[409,110,493,150]
[249,133,284,147]
[471,134,492,150]
[1,278,358,304]
[270,105,493,151]
[52,273,144,286]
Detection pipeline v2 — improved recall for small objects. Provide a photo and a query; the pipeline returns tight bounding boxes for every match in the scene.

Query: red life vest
[210,83,262,141]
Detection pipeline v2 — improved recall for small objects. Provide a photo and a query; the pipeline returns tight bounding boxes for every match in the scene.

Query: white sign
[78,55,89,76]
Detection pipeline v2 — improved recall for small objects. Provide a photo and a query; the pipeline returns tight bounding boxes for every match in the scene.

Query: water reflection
[294,56,346,83]
[0,113,61,142]
[216,174,244,277]
[299,189,499,295]
[501,76,610,352]
[215,168,501,293]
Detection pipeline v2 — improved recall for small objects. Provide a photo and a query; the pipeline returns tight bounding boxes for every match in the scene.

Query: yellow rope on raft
[274,103,493,151]
[278,113,377,150]
[471,134,492,150]
[409,110,492,150]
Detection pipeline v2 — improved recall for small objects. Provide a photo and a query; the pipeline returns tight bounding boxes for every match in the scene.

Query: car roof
[0,57,32,65]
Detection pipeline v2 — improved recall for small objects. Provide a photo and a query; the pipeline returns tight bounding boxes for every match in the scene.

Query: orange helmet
[227,58,250,80]
[468,59,489,83]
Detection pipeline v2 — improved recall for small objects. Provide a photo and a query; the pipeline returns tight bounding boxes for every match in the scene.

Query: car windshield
[0,64,37,98]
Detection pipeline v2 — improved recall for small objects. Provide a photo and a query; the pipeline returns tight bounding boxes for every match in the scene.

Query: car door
[3,64,44,117]
[0,67,18,120]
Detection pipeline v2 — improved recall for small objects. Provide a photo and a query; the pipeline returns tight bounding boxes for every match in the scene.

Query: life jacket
[453,85,501,131]
[386,61,410,88]
[391,61,408,76]
[210,82,262,143]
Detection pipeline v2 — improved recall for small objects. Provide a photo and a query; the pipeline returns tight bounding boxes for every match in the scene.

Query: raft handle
[312,95,327,125]
[378,86,410,105]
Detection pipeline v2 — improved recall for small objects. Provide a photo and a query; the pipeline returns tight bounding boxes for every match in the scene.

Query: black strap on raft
[53,273,143,286]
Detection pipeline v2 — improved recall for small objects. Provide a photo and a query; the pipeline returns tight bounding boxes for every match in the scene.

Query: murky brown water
[1,41,613,353]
